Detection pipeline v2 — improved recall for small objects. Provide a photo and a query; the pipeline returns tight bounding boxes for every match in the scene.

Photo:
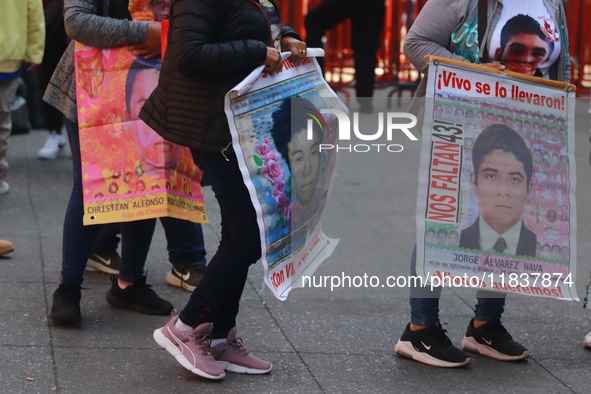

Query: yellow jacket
[0,0,45,73]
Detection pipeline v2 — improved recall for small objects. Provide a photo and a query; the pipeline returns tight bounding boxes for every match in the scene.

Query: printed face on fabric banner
[236,95,337,268]
[416,57,577,300]
[489,5,561,78]
[122,67,181,175]
[74,44,206,225]
[72,0,206,225]
[225,55,344,299]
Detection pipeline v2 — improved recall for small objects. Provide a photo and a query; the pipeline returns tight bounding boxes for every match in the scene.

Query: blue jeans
[94,217,207,270]
[409,246,506,326]
[179,147,261,339]
[61,117,156,285]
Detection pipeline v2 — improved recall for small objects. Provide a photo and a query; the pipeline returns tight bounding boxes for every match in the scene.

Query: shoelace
[191,332,214,356]
[229,337,249,355]
[432,323,453,346]
[487,319,513,340]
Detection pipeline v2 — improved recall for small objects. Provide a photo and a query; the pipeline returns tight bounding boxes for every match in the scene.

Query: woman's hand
[131,22,162,59]
[281,36,307,62]
[264,47,283,74]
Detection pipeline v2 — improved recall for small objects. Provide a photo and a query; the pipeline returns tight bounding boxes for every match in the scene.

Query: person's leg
[178,148,260,338]
[461,290,527,360]
[38,65,67,160]
[105,214,172,315]
[409,246,442,327]
[92,223,121,252]
[39,0,67,135]
[59,117,101,285]
[117,218,157,282]
[88,223,121,270]
[50,116,101,324]
[395,246,470,367]
[161,216,207,291]
[86,223,122,275]
[0,78,19,194]
[37,2,68,160]
[474,290,506,322]
[160,217,207,269]
[304,0,354,72]
[20,68,44,129]
[350,0,385,101]
[154,148,268,376]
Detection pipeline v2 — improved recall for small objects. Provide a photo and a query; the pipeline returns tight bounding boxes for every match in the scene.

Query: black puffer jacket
[140,0,299,152]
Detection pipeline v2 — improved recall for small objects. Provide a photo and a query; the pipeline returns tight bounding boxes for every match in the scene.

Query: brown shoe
[0,239,14,256]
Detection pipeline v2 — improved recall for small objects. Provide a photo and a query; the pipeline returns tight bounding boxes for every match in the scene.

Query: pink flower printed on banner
[274,190,290,213]
[261,161,283,186]
[254,138,291,222]
[272,180,285,196]
[255,140,271,157]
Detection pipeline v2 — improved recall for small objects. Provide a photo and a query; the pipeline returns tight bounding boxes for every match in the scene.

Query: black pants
[179,147,261,339]
[40,0,68,132]
[305,0,385,98]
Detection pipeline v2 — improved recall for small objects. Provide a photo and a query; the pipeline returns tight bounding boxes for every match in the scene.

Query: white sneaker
[38,131,67,160]
[0,180,8,196]
[584,331,591,348]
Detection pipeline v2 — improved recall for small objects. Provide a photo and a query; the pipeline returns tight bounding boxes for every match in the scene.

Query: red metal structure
[275,0,590,97]
[564,0,591,95]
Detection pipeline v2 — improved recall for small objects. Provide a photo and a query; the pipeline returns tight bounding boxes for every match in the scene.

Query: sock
[211,338,227,347]
[174,318,194,332]
[118,278,133,289]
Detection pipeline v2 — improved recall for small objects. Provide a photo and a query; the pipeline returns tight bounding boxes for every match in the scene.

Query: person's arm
[25,0,46,66]
[403,0,473,73]
[171,0,269,78]
[274,1,306,63]
[271,0,303,45]
[63,0,151,48]
[280,25,301,42]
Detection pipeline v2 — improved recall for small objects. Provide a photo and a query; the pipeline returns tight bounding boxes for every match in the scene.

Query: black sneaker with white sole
[166,265,206,292]
[461,318,529,361]
[394,322,471,367]
[87,251,120,275]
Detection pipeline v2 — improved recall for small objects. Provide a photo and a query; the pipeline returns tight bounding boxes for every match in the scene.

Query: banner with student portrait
[416,56,577,300]
[75,0,207,225]
[224,51,345,300]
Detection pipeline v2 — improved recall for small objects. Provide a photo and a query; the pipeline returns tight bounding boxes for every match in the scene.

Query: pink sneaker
[211,328,272,374]
[153,313,225,380]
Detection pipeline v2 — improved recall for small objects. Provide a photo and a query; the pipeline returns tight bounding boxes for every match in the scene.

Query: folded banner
[416,56,577,300]
[75,1,206,225]
[225,52,345,300]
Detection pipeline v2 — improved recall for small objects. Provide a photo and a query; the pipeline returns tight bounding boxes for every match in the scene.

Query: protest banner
[75,1,206,225]
[224,51,345,300]
[416,56,578,300]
